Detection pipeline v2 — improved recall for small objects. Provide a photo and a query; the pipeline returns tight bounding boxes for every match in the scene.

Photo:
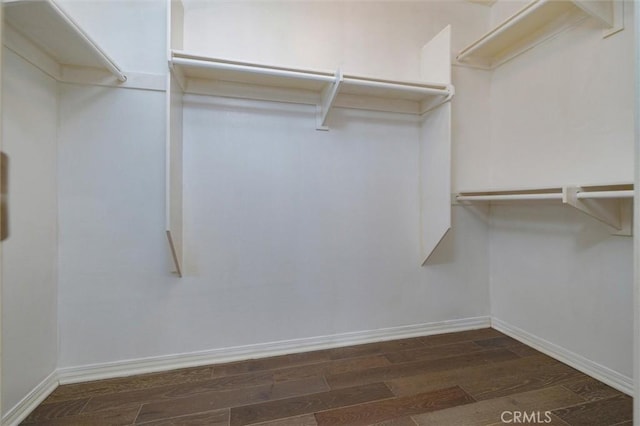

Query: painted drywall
[451,65,492,191]
[0,0,632,420]
[180,96,489,344]
[57,84,169,366]
[489,0,529,27]
[487,0,635,383]
[181,0,493,192]
[181,0,489,82]
[57,87,490,367]
[488,1,635,188]
[55,0,492,368]
[490,204,633,378]
[56,0,167,75]
[1,49,58,415]
[26,0,637,391]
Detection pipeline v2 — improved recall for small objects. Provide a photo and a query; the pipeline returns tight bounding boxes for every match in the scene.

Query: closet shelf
[165,20,454,272]
[456,190,563,202]
[170,51,454,129]
[171,54,335,92]
[339,75,450,101]
[456,184,634,234]
[3,0,126,82]
[456,0,623,69]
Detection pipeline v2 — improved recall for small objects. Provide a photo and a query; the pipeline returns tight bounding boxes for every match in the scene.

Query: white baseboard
[57,316,491,385]
[492,317,634,396]
[2,371,59,426]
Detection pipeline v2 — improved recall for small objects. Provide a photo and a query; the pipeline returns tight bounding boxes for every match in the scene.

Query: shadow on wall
[184,96,421,133]
[426,204,491,266]
[424,226,454,266]
[489,203,626,252]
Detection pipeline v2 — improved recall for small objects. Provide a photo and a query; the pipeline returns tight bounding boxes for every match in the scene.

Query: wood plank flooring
[22,328,632,425]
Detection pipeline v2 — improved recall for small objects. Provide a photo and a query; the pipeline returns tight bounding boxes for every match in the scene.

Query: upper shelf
[3,0,126,82]
[171,52,335,93]
[457,0,623,69]
[456,183,634,234]
[170,50,454,129]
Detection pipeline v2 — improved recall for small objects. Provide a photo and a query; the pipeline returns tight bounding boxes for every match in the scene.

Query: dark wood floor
[22,328,632,425]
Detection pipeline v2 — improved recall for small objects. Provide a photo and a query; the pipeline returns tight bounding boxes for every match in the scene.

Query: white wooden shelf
[456,183,634,234]
[457,0,623,69]
[170,51,454,130]
[166,0,455,273]
[3,0,126,82]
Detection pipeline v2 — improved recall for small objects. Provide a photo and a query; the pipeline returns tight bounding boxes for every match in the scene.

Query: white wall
[54,0,492,368]
[13,0,635,392]
[488,2,635,188]
[56,0,167,75]
[182,0,489,82]
[1,0,634,420]
[57,84,169,367]
[1,49,58,415]
[487,0,635,384]
[489,0,529,27]
[451,65,492,191]
[56,90,490,367]
[180,96,489,346]
[490,205,633,377]
[53,0,175,367]
[182,0,495,192]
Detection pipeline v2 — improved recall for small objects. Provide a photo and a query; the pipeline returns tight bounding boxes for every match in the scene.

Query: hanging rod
[576,190,634,199]
[171,57,336,84]
[341,77,450,97]
[456,193,563,202]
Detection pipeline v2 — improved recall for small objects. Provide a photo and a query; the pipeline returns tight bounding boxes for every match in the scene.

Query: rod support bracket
[316,68,343,131]
[420,83,455,116]
[563,186,624,231]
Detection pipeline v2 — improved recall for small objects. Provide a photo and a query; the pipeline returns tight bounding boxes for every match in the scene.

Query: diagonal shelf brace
[603,0,624,38]
[562,186,622,230]
[166,230,183,277]
[573,0,614,27]
[574,0,624,38]
[316,68,343,131]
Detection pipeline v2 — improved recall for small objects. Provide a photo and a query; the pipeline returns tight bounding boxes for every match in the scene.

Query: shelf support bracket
[573,0,624,38]
[419,84,455,116]
[603,0,624,38]
[316,68,343,131]
[573,0,614,28]
[169,60,187,91]
[166,230,183,277]
[562,186,624,231]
